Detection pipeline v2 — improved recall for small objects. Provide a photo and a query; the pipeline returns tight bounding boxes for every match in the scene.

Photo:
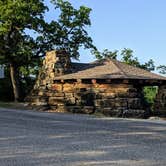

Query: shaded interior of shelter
[26,50,166,118]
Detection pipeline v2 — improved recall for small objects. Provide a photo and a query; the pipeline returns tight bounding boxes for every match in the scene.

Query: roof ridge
[110,59,128,77]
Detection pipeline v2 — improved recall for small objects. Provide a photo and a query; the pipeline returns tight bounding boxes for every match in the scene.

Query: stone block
[127,98,142,109]
[127,92,138,98]
[114,98,128,108]
[153,110,166,117]
[63,84,75,92]
[55,105,68,112]
[117,92,128,98]
[38,91,45,96]
[66,97,76,105]
[96,93,116,99]
[51,84,63,91]
[49,72,55,78]
[122,109,149,118]
[127,88,137,93]
[102,108,123,117]
[66,106,94,114]
[83,106,95,114]
[67,106,83,113]
[65,93,74,98]
[75,83,92,89]
[94,99,115,107]
[45,92,53,97]
[52,92,65,97]
[38,96,48,102]
[48,97,65,106]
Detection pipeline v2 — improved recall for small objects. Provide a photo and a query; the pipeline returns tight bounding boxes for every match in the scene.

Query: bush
[143,86,158,108]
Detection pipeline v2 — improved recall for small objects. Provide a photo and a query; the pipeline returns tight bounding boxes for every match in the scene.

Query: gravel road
[0,108,166,166]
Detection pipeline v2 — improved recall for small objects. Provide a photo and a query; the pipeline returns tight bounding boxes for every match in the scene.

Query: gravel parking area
[0,108,166,166]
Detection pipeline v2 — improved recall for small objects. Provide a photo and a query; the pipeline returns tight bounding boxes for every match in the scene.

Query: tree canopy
[157,65,166,75]
[93,48,155,72]
[0,0,96,101]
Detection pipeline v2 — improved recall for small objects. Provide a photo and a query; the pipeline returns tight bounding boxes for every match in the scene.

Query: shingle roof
[54,59,166,81]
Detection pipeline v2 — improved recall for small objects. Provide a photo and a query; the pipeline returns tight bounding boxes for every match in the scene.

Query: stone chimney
[43,50,71,76]
[26,50,71,106]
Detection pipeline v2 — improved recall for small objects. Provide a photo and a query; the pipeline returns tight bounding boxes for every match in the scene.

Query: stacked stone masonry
[154,85,166,116]
[26,50,166,118]
[27,50,71,106]
[46,82,147,118]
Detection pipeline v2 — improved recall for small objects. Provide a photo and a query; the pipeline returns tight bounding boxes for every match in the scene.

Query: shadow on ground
[0,108,165,166]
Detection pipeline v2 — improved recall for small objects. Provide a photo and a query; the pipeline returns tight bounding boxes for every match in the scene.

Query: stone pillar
[154,85,166,117]
[26,50,71,106]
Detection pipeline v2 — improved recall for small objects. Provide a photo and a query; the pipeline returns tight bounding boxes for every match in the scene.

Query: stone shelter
[26,50,166,118]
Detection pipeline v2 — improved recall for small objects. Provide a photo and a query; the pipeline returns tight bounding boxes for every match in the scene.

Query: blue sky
[45,0,166,67]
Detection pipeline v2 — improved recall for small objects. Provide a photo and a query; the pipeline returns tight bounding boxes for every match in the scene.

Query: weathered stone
[154,85,166,117]
[122,109,150,118]
[51,84,63,91]
[102,108,123,117]
[67,106,83,113]
[114,98,128,108]
[94,99,115,107]
[83,106,95,114]
[127,98,142,109]
[66,97,76,105]
[63,85,74,92]
[52,92,65,97]
[27,50,160,118]
[55,105,68,112]
[48,97,65,106]
[65,93,74,98]
[96,93,116,99]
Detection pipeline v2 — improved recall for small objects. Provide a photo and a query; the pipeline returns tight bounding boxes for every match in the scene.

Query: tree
[92,49,118,60]
[157,65,166,75]
[120,48,155,71]
[94,48,155,72]
[0,0,96,101]
[121,48,140,67]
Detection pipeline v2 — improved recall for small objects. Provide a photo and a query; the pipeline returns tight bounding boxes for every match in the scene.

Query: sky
[44,0,166,67]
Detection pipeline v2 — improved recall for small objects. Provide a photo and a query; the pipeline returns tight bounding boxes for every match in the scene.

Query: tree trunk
[10,63,20,102]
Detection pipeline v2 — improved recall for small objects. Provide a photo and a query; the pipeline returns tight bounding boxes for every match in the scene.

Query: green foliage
[0,0,96,100]
[121,48,140,67]
[0,0,96,65]
[157,65,166,75]
[143,86,158,107]
[121,48,155,71]
[93,48,155,71]
[92,49,118,60]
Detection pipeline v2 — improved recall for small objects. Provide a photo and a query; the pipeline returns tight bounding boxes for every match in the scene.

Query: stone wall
[26,50,150,118]
[154,85,166,116]
[45,81,148,118]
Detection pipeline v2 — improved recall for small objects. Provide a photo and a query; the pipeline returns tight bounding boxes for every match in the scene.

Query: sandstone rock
[27,50,159,118]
